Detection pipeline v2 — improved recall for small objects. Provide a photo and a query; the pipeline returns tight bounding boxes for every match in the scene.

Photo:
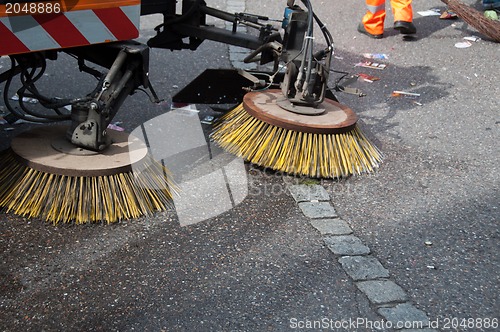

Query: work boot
[357,23,383,39]
[393,21,416,34]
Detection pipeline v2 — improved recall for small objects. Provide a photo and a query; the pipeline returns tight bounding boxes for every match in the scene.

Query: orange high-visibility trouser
[362,0,413,35]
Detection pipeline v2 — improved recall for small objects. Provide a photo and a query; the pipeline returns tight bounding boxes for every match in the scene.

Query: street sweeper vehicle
[0,0,382,224]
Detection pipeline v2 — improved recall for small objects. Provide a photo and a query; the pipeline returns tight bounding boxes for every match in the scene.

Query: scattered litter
[355,61,387,70]
[413,101,423,106]
[107,123,125,131]
[440,10,458,19]
[418,9,441,17]
[358,73,380,83]
[455,41,472,48]
[340,86,366,97]
[11,94,38,104]
[172,85,179,89]
[427,265,437,270]
[463,36,481,42]
[391,90,420,98]
[200,115,215,124]
[334,55,344,60]
[363,53,388,60]
[64,104,72,111]
[424,241,433,246]
[337,75,366,96]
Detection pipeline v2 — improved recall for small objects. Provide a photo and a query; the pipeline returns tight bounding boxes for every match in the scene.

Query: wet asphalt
[1,0,499,331]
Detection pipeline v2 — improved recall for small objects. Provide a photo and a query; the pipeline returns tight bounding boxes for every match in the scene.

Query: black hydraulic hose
[244,41,282,63]
[313,12,334,48]
[17,56,70,120]
[3,56,69,122]
[3,60,53,123]
[21,52,79,116]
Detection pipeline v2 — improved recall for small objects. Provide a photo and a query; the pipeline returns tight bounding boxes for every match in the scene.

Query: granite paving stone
[288,184,331,202]
[298,201,338,219]
[310,218,353,235]
[338,255,390,281]
[356,280,408,305]
[378,303,430,327]
[324,235,371,255]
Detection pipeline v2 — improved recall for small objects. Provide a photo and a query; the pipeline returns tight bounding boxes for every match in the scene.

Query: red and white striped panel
[0,1,141,56]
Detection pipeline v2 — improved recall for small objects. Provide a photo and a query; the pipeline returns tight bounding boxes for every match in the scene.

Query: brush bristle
[211,103,383,178]
[0,150,176,224]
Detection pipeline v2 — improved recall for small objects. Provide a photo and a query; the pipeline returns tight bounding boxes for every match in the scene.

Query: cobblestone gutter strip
[283,177,438,332]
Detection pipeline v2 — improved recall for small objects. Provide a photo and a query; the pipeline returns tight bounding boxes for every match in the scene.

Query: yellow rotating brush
[211,90,383,179]
[0,125,175,224]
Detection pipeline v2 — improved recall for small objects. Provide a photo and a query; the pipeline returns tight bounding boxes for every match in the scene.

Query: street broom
[0,125,175,224]
[211,90,383,179]
[441,0,500,42]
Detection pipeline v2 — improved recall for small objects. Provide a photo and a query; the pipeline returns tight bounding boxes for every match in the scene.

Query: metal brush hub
[10,125,149,177]
[242,90,358,134]
[276,97,325,115]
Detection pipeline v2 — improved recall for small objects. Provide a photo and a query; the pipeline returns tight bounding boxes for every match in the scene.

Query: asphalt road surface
[1,0,498,331]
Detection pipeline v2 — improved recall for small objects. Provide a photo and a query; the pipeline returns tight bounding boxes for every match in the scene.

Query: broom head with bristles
[442,0,500,42]
[0,125,176,224]
[211,90,383,179]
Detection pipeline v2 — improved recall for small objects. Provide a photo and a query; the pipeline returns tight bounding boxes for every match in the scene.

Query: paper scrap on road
[455,41,472,48]
[463,36,481,42]
[363,53,388,60]
[418,9,441,16]
[355,61,387,70]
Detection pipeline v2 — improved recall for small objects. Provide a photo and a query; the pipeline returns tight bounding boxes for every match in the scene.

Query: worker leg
[391,0,416,34]
[362,0,386,36]
[390,0,413,23]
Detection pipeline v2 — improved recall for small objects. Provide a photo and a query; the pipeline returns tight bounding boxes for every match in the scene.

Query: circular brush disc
[211,89,383,179]
[1,125,174,224]
[243,89,358,134]
[10,125,148,176]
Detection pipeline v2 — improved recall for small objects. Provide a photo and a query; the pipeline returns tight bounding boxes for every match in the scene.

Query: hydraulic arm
[0,0,334,150]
